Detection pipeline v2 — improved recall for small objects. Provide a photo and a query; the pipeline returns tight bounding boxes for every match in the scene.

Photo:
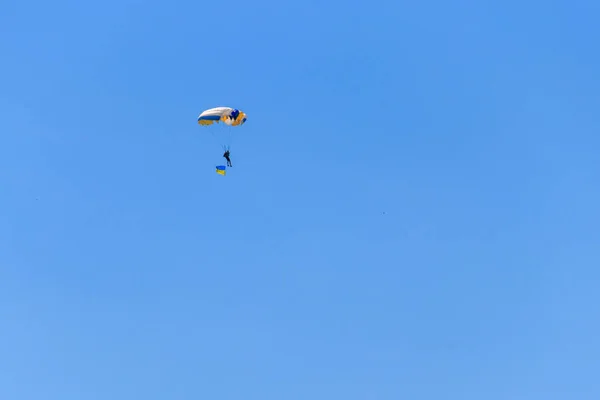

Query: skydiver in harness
[222,110,239,168]
[223,149,232,167]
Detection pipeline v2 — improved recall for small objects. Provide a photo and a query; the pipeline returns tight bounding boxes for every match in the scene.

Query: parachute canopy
[197,107,247,127]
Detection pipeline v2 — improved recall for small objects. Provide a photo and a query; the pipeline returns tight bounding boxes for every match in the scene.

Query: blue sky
[1,0,600,398]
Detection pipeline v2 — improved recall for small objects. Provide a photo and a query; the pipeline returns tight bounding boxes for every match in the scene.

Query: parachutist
[197,107,246,172]
[223,150,232,167]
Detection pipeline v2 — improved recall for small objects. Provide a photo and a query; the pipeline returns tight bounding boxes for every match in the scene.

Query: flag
[216,165,226,176]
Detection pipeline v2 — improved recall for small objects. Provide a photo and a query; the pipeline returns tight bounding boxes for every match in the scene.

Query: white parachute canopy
[197,106,248,152]
[197,107,247,126]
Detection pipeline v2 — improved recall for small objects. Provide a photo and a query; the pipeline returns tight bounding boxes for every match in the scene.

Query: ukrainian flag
[216,165,226,176]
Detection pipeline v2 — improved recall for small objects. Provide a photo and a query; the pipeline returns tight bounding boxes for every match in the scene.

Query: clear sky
[1,0,600,399]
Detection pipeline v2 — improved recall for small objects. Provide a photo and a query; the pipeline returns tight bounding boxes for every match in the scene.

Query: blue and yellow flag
[216,165,226,176]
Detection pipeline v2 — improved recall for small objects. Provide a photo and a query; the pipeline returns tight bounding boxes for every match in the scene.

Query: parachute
[197,106,247,174]
[197,106,247,151]
[197,107,247,127]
